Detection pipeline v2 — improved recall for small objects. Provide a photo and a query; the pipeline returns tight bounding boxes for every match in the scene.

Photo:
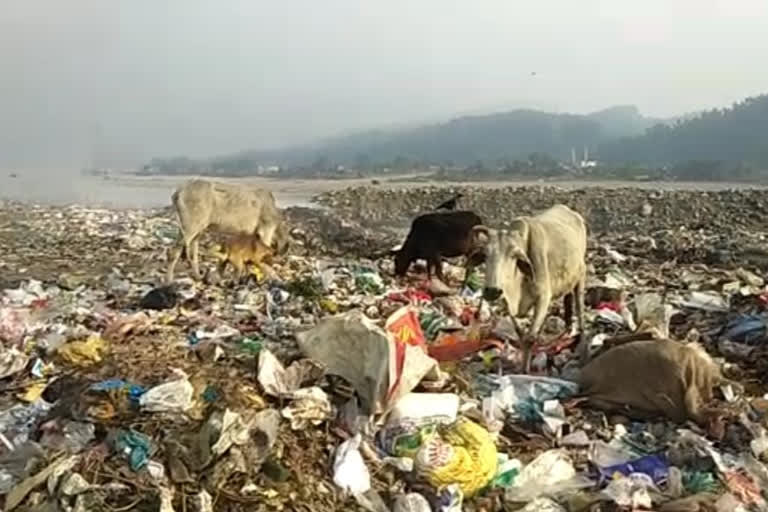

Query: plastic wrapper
[333,434,371,495]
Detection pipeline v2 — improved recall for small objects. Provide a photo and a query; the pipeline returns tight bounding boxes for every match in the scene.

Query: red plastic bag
[428,333,504,362]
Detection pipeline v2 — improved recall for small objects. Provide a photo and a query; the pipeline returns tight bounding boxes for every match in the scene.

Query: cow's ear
[515,250,536,281]
[471,225,490,245]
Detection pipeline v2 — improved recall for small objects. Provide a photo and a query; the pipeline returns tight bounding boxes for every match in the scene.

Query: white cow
[166,179,290,282]
[472,204,588,372]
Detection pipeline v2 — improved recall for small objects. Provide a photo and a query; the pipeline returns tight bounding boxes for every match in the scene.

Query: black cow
[392,210,484,283]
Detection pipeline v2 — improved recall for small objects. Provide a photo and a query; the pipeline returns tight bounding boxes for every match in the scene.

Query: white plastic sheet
[139,370,193,413]
[333,434,371,495]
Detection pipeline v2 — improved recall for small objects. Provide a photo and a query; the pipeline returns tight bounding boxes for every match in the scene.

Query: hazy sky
[1,0,766,168]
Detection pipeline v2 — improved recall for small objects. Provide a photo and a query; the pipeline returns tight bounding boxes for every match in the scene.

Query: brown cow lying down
[577,339,734,425]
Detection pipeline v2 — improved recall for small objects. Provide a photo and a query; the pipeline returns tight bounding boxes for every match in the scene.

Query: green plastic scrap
[238,337,263,355]
[682,470,719,494]
[114,429,152,471]
[355,271,384,294]
[464,269,483,292]
[419,310,448,341]
[285,276,324,299]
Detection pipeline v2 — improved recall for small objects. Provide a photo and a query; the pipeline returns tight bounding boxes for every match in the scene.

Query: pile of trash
[3,186,768,511]
[318,184,768,236]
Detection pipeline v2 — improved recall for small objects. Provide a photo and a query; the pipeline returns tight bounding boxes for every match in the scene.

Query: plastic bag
[257,349,323,397]
[57,335,107,366]
[0,346,29,379]
[414,417,497,497]
[39,420,95,454]
[0,442,45,493]
[387,393,459,426]
[139,370,193,413]
[0,307,30,345]
[0,400,53,449]
[520,498,567,512]
[677,292,728,313]
[333,434,371,495]
[297,310,439,415]
[477,374,578,424]
[393,493,431,512]
[112,429,153,471]
[602,473,658,509]
[597,453,669,485]
[506,450,593,503]
[281,387,332,430]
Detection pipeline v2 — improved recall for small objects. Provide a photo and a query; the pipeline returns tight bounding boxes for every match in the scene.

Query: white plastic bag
[333,434,371,495]
[506,450,593,503]
[139,370,193,413]
[393,493,431,512]
[602,473,658,509]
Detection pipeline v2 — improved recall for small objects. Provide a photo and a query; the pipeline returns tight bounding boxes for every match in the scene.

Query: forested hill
[598,95,768,167]
[145,105,664,174]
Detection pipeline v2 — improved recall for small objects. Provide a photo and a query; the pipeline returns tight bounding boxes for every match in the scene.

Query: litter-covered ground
[4,185,768,512]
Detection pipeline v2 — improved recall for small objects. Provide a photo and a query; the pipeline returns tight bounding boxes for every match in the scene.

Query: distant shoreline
[2,170,768,210]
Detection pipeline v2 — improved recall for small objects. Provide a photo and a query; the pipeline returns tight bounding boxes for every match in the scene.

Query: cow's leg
[523,292,553,373]
[563,293,574,334]
[574,272,589,366]
[166,241,184,283]
[190,236,203,280]
[433,256,446,282]
[462,253,478,288]
[258,224,277,250]
[167,229,199,283]
[234,260,246,285]
[217,256,228,277]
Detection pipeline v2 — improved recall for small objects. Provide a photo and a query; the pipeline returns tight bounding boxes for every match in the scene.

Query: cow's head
[391,247,410,277]
[273,222,291,255]
[471,223,535,302]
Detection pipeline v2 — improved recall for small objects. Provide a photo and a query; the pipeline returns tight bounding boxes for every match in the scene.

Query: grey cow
[166,179,290,282]
[472,204,588,373]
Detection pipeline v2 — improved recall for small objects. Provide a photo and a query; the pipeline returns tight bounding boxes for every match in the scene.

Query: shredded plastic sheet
[506,450,593,503]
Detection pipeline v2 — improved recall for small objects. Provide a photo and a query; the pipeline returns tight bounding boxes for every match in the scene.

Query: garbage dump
[3,184,768,511]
